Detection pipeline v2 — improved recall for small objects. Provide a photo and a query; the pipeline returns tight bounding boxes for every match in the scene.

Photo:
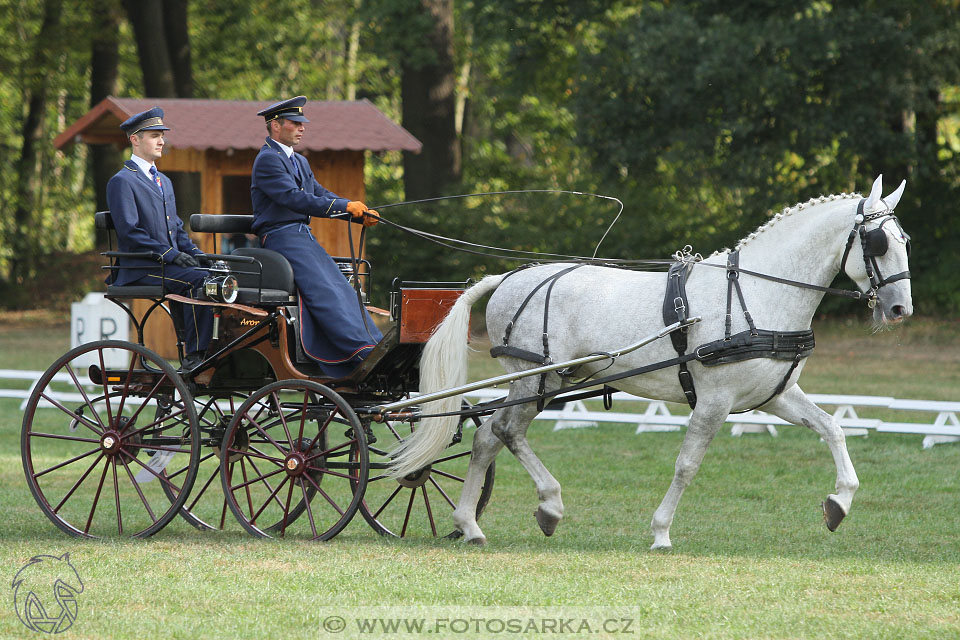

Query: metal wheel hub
[100,430,123,455]
[284,452,307,477]
[398,465,432,488]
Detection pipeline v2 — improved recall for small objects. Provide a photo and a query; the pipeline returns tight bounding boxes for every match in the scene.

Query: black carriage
[21,212,494,540]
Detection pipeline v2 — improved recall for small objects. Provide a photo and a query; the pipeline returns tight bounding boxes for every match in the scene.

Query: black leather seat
[230,247,296,305]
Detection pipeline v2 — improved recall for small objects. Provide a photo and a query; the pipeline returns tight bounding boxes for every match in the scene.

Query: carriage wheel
[21,340,200,538]
[220,380,367,540]
[160,392,253,531]
[358,406,495,538]
[162,392,319,532]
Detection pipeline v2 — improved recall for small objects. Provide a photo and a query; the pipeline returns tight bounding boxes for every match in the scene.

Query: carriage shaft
[373,317,700,415]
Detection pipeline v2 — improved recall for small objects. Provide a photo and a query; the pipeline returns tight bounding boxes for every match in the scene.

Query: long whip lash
[370,189,647,265]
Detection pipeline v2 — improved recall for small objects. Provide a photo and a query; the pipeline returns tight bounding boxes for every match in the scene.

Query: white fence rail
[463,388,960,449]
[5,369,958,449]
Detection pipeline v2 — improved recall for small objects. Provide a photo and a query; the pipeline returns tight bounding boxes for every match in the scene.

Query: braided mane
[709,192,861,257]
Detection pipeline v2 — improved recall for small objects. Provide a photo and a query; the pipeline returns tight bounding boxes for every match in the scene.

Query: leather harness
[486,198,907,413]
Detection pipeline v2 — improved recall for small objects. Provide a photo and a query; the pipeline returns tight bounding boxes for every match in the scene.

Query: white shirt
[270,138,295,158]
[129,154,157,181]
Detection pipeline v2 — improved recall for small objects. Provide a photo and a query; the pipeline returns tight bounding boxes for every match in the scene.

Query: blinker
[863,228,888,257]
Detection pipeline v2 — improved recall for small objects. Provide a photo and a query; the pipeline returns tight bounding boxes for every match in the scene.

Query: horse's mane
[709,192,861,257]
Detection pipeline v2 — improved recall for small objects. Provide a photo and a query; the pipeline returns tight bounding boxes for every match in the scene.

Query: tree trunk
[90,0,121,244]
[163,0,193,97]
[401,0,460,200]
[9,0,64,298]
[123,0,176,97]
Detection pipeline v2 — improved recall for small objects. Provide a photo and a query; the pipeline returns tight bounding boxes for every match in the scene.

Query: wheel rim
[220,380,367,540]
[358,411,494,538]
[21,341,200,538]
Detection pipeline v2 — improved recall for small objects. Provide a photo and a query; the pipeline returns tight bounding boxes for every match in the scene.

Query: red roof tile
[55,96,421,153]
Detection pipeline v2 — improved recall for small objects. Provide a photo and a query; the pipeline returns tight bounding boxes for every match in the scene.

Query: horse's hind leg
[763,385,859,532]
[487,399,566,537]
[452,418,503,545]
[650,401,729,550]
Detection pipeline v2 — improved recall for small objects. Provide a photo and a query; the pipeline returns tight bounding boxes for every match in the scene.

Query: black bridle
[838,198,912,307]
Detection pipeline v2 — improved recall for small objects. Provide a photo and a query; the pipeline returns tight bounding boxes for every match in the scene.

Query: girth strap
[491,264,584,410]
[663,261,697,408]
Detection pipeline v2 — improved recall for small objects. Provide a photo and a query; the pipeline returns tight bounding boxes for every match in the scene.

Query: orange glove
[362,209,380,227]
[346,200,368,216]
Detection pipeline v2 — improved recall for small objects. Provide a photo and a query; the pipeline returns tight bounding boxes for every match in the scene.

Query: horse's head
[842,175,913,327]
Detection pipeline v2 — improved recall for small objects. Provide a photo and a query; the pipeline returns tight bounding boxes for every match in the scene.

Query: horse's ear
[864,174,883,211]
[884,179,906,210]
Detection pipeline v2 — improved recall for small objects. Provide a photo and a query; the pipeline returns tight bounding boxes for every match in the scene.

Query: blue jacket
[250,137,356,235]
[105,160,202,286]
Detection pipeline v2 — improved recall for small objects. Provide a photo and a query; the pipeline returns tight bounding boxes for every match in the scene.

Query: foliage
[572,1,960,310]
[0,0,958,312]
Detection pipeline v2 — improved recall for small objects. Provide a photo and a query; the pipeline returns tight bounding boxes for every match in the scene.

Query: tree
[89,0,122,223]
[9,0,64,302]
[572,1,960,310]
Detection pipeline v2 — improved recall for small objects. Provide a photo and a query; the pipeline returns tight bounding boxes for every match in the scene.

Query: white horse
[390,175,913,549]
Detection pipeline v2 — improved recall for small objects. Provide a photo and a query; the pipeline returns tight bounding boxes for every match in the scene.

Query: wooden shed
[56,96,421,356]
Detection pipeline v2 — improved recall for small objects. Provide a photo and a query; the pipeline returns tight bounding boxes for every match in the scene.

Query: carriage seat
[188,214,295,306]
[95,211,165,298]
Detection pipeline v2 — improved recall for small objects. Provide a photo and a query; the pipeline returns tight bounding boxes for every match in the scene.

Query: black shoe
[177,352,205,373]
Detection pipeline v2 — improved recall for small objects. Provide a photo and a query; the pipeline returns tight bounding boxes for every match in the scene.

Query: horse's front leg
[763,385,859,531]
[650,399,729,550]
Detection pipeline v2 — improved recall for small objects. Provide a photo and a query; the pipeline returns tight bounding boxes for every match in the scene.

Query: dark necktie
[292,155,302,184]
[149,166,164,196]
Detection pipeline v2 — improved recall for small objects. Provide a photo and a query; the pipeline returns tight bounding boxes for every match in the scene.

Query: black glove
[173,252,200,268]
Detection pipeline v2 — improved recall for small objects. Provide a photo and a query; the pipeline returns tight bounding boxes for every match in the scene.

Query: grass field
[1,313,959,639]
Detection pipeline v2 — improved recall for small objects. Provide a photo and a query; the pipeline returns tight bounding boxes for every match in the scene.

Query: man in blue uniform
[251,96,382,378]
[106,107,212,371]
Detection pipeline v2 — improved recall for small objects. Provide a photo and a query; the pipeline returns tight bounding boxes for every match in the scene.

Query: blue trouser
[261,223,382,378]
[130,265,213,355]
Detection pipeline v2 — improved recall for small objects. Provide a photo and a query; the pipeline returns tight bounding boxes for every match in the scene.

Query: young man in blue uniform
[251,96,383,378]
[106,107,212,371]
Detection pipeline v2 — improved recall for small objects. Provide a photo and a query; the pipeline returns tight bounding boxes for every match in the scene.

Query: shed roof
[55,96,422,153]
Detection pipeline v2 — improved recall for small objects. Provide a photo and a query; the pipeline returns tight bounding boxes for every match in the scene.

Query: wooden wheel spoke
[84,458,111,534]
[301,479,319,539]
[29,432,100,445]
[64,362,107,431]
[34,447,101,479]
[121,450,182,493]
[429,476,458,510]
[119,455,158,524]
[249,476,289,525]
[112,459,123,536]
[52,453,105,513]
[38,393,104,437]
[431,468,464,483]
[372,484,404,519]
[421,485,437,537]
[401,488,417,537]
[187,465,222,511]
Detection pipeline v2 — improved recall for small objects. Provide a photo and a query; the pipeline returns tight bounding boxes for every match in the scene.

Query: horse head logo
[12,553,84,634]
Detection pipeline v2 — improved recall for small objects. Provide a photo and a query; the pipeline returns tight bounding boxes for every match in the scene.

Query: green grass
[2,315,959,639]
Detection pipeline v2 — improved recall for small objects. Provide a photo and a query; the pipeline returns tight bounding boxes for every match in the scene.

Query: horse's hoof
[650,542,673,552]
[822,496,847,532]
[466,535,487,546]
[535,506,561,537]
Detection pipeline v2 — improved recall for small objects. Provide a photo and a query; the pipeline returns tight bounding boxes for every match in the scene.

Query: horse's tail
[388,273,508,478]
